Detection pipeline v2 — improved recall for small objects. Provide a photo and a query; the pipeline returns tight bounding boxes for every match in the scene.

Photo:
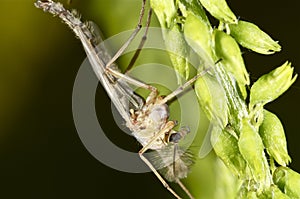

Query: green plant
[150,0,299,198]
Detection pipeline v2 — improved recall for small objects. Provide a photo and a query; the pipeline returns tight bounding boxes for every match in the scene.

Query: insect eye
[169,132,182,143]
[169,126,190,143]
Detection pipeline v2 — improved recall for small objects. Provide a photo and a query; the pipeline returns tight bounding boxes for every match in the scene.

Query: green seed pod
[238,189,254,199]
[247,192,259,199]
[259,110,291,166]
[258,185,290,199]
[178,0,211,26]
[150,0,176,28]
[237,180,260,199]
[229,20,281,55]
[151,0,191,81]
[195,73,228,127]
[236,182,248,199]
[214,29,249,98]
[273,167,300,198]
[184,12,214,62]
[238,119,271,188]
[211,126,247,177]
[249,61,297,110]
[164,25,191,81]
[198,0,237,24]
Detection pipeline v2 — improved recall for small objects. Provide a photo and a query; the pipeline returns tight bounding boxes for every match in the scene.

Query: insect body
[35,1,206,198]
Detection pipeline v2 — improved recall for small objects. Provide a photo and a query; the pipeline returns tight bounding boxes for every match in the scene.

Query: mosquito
[35,1,211,198]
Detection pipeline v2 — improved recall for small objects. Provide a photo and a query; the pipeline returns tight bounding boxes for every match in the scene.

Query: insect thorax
[129,101,170,150]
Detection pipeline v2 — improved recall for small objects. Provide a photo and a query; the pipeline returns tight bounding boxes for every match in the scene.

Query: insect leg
[105,67,157,92]
[159,67,212,104]
[126,8,153,72]
[171,137,195,199]
[139,155,182,199]
[176,179,195,199]
[138,121,182,199]
[104,0,147,69]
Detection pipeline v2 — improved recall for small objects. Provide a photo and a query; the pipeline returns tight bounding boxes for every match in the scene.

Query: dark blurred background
[0,0,299,198]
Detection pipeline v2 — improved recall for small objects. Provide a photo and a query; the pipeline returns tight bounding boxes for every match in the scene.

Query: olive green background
[0,0,299,198]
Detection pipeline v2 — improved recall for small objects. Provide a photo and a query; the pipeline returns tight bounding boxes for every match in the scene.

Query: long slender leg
[105,67,157,92]
[138,121,182,199]
[159,67,212,104]
[105,63,159,105]
[103,2,155,91]
[104,0,147,69]
[126,8,153,72]
[139,155,182,199]
[102,1,159,102]
[139,121,175,154]
[176,179,195,199]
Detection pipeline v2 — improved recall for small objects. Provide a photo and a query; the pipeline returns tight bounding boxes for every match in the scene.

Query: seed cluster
[151,0,299,197]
